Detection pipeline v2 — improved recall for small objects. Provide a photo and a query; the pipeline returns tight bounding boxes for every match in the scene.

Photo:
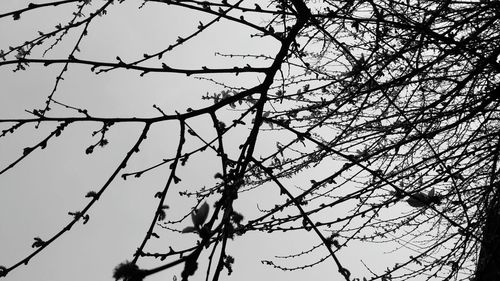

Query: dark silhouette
[1,0,499,280]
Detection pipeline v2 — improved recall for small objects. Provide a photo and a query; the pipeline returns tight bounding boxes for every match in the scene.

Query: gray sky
[0,1,421,281]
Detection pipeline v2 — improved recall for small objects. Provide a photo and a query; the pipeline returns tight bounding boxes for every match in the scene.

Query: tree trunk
[475,199,500,280]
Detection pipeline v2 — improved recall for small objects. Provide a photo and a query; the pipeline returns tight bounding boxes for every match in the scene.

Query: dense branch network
[1,0,499,281]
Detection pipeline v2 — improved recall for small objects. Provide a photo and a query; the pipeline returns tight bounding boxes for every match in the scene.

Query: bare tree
[1,0,499,280]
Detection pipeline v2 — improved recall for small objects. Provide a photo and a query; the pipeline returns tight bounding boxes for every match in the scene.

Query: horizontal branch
[0,58,269,75]
[0,85,264,124]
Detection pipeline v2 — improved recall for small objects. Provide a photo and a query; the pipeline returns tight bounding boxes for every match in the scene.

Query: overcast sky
[0,1,420,281]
